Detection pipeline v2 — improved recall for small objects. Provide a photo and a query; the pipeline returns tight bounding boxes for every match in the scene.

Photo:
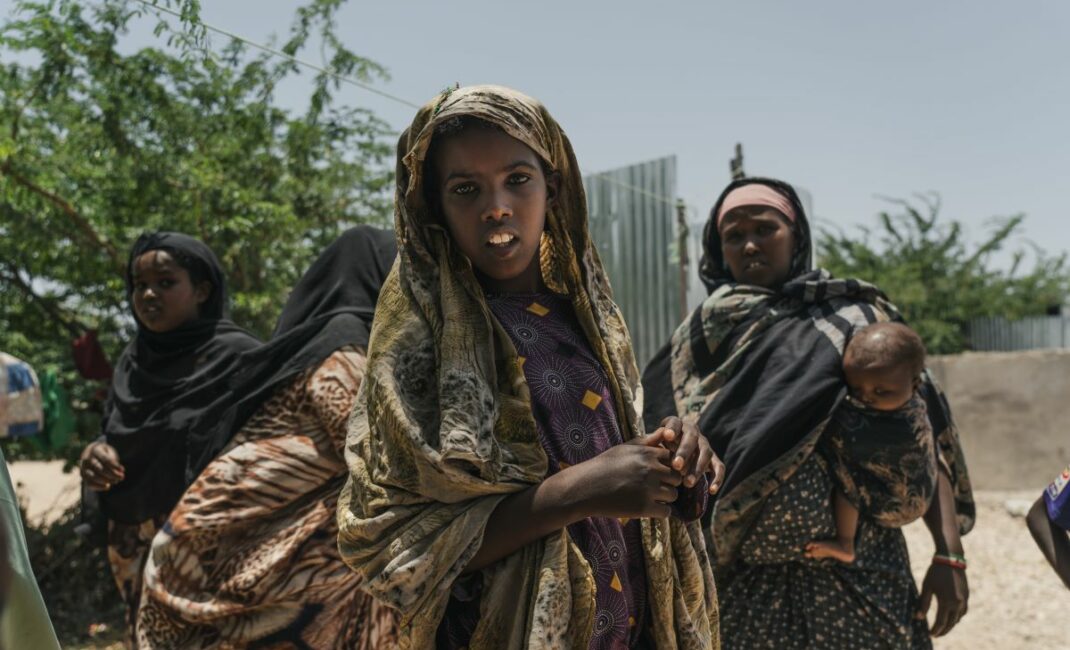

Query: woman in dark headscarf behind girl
[79,232,261,643]
[642,178,975,648]
[136,226,400,649]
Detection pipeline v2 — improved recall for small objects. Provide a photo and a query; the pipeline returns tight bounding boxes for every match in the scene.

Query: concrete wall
[928,349,1070,490]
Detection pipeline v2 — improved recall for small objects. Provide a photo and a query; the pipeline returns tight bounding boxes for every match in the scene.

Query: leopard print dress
[108,515,166,648]
[135,346,399,649]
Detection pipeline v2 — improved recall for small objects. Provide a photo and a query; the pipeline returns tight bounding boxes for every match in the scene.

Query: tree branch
[0,161,124,273]
[0,263,86,338]
[10,73,49,142]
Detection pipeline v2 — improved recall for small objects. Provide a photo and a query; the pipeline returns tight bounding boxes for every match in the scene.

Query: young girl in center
[338,85,722,649]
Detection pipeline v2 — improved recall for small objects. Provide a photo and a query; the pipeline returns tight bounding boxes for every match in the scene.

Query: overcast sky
[4,0,1068,265]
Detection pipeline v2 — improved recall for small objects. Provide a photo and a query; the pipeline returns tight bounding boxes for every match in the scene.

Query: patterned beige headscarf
[338,85,718,649]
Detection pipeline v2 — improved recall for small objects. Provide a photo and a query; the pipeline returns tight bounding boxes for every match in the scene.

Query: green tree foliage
[0,0,393,462]
[817,194,1069,354]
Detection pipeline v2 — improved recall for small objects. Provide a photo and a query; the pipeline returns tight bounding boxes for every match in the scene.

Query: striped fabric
[0,353,43,439]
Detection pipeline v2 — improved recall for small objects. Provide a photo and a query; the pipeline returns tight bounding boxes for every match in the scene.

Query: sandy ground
[904,490,1066,649]
[9,461,1068,648]
[8,459,81,526]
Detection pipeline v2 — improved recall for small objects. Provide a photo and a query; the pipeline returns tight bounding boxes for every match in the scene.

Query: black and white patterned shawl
[642,179,974,569]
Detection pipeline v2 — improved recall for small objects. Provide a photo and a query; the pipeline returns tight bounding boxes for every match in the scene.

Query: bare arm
[916,465,968,637]
[923,465,964,556]
[465,431,681,573]
[464,470,583,572]
[1026,496,1070,590]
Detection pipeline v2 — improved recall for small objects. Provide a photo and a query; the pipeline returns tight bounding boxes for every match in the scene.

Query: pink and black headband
[716,184,797,228]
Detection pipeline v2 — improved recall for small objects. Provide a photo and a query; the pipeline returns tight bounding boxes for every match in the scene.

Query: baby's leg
[805,489,859,563]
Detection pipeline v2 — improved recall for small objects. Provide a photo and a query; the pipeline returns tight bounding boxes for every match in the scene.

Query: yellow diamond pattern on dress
[559,460,571,470]
[526,302,549,316]
[581,390,602,410]
[628,616,636,627]
[610,572,623,592]
[518,356,526,370]
[618,517,630,525]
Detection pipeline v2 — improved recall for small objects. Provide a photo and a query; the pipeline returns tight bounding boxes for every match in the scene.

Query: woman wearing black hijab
[642,178,975,648]
[136,226,401,650]
[80,232,261,642]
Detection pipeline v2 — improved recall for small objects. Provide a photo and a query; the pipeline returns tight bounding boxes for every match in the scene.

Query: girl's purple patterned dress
[491,292,650,649]
[438,292,648,649]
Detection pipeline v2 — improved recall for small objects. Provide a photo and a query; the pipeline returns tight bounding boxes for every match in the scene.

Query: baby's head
[843,322,926,411]
[424,115,559,294]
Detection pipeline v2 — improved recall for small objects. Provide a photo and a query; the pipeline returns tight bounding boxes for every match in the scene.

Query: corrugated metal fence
[584,156,684,368]
[968,315,1070,351]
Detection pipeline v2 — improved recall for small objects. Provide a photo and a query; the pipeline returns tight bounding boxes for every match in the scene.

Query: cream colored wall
[928,349,1070,490]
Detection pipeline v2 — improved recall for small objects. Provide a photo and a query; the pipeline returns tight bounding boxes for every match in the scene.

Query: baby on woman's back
[807,321,927,563]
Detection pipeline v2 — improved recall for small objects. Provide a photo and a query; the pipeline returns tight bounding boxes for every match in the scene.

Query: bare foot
[805,539,856,563]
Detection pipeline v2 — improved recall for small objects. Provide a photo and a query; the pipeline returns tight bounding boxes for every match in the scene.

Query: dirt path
[9,459,80,525]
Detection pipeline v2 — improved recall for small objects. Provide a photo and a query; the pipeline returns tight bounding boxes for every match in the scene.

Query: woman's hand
[919,464,968,636]
[654,416,725,494]
[915,562,968,637]
[464,430,686,572]
[79,441,125,492]
[566,429,684,519]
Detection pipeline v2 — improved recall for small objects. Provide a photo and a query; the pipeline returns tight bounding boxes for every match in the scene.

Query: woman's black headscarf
[101,232,260,524]
[697,176,812,293]
[643,177,813,432]
[184,225,398,475]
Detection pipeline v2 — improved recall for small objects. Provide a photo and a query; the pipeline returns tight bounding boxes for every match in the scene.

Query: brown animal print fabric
[137,347,399,649]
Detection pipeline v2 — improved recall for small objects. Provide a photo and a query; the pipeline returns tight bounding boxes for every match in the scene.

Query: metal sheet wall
[968,316,1070,351]
[584,156,682,368]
